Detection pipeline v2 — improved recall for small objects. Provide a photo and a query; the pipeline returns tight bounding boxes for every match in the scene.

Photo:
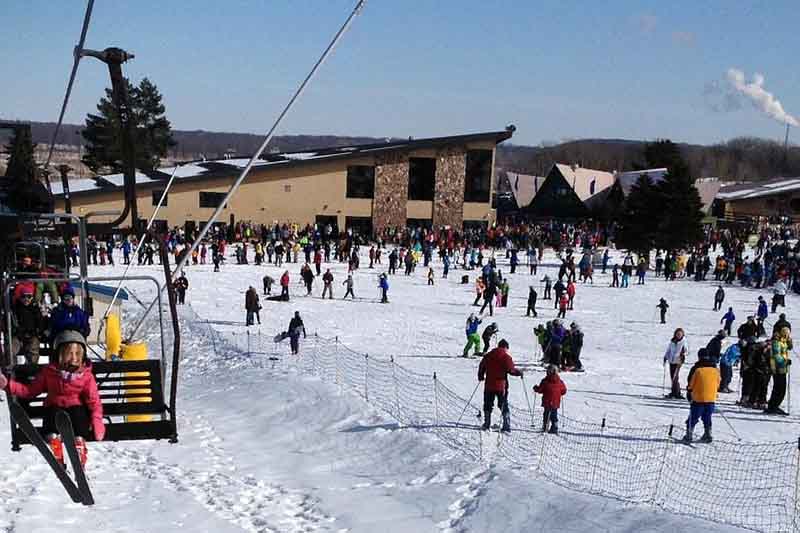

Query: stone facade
[433,146,467,228]
[373,152,409,232]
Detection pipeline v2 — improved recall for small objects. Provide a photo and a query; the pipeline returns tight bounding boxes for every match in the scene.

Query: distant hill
[3,119,798,183]
[0,119,391,160]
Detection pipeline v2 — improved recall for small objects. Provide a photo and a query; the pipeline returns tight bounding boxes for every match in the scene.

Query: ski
[8,401,84,504]
[55,411,94,506]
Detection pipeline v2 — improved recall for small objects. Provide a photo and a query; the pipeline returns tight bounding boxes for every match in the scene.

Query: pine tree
[4,126,38,184]
[616,173,657,255]
[654,160,704,251]
[82,77,176,173]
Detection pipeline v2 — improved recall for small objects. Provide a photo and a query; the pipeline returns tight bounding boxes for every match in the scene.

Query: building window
[346,165,375,198]
[408,157,436,201]
[589,179,596,196]
[345,216,372,237]
[284,184,292,193]
[199,191,227,208]
[464,150,492,203]
[152,190,168,206]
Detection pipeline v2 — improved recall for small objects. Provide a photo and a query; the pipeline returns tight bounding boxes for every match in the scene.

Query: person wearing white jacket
[664,328,689,399]
[772,279,787,313]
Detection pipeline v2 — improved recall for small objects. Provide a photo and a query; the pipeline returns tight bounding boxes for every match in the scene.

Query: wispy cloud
[671,31,696,47]
[635,14,658,34]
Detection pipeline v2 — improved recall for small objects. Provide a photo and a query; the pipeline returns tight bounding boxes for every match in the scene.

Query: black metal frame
[3,225,181,450]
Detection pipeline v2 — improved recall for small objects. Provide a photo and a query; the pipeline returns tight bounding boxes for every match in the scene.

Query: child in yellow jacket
[683,348,721,443]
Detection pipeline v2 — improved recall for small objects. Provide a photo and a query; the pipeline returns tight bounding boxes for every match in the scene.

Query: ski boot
[699,430,712,444]
[481,411,491,431]
[75,437,88,466]
[681,430,693,443]
[500,412,511,433]
[548,424,559,435]
[46,433,65,466]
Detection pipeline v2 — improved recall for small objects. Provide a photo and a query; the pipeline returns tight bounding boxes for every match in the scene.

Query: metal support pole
[364,353,369,401]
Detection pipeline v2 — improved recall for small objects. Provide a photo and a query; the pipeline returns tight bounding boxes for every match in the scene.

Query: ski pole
[521,375,535,427]
[716,407,742,441]
[787,364,792,415]
[456,382,481,427]
[662,362,667,397]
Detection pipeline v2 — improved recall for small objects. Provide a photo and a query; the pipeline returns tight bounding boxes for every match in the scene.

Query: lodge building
[53,128,515,234]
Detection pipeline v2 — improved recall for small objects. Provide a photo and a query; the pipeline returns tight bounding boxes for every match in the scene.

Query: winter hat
[62,286,75,298]
[498,339,509,349]
[697,347,710,361]
[717,329,727,338]
[53,330,87,355]
[21,287,34,296]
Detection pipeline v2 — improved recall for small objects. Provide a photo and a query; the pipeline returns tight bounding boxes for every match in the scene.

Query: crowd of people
[38,216,798,440]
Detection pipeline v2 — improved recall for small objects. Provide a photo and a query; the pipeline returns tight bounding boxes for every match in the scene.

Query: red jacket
[567,283,576,297]
[559,294,569,310]
[534,374,567,409]
[280,272,290,287]
[478,347,521,393]
[7,363,105,441]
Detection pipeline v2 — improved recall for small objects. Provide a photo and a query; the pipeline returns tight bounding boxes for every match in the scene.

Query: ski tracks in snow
[109,412,336,533]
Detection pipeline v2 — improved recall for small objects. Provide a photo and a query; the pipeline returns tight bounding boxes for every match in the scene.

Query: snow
[282,152,319,160]
[160,164,212,179]
[49,178,100,195]
[3,244,794,531]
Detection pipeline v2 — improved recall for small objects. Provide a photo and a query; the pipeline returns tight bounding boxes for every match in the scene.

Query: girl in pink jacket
[1,330,104,464]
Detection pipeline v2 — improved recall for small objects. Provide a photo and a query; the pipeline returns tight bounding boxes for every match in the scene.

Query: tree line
[496,137,800,183]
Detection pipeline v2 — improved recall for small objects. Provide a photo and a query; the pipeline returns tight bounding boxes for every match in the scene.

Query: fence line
[205,325,800,532]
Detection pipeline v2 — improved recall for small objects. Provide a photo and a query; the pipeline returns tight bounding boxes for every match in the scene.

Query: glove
[92,419,106,442]
[788,360,792,367]
[518,370,524,377]
[0,373,7,391]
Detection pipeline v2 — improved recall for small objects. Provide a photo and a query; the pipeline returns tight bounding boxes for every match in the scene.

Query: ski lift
[1,214,181,505]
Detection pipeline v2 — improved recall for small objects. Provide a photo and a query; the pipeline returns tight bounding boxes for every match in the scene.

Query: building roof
[717,176,800,201]
[52,129,514,198]
[506,171,545,208]
[694,178,725,213]
[614,168,668,195]
[553,163,616,202]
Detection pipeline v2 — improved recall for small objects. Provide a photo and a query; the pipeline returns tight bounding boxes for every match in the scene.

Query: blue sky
[3,1,799,146]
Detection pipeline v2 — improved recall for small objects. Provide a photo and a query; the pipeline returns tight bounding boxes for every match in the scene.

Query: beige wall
[55,141,499,232]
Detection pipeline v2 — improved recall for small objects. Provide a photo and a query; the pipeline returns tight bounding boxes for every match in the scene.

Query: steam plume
[726,68,798,127]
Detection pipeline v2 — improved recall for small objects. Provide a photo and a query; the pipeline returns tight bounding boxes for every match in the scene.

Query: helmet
[570,322,579,329]
[53,330,87,355]
[491,322,498,329]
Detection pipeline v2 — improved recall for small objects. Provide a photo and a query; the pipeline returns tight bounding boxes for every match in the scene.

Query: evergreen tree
[643,139,683,169]
[82,77,176,173]
[4,126,38,183]
[654,160,705,251]
[616,173,657,255]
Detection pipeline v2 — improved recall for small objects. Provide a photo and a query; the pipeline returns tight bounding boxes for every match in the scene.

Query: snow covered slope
[2,245,793,531]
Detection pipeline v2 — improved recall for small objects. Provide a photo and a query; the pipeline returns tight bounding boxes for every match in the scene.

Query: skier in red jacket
[0,330,104,465]
[478,339,522,432]
[534,364,567,434]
